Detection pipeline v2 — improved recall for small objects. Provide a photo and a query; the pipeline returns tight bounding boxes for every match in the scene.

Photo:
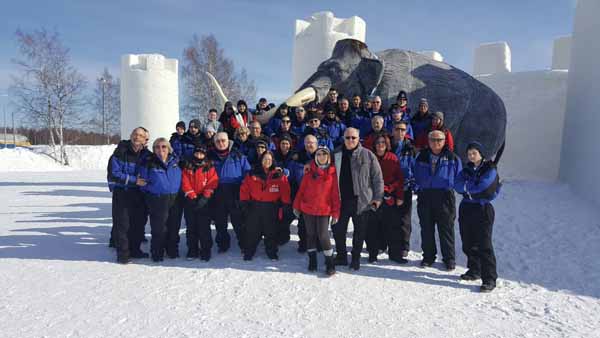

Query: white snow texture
[0,148,599,338]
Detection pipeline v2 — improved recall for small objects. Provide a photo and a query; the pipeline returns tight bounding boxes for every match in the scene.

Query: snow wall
[560,0,600,206]
[121,54,179,144]
[292,12,365,92]
[476,71,568,181]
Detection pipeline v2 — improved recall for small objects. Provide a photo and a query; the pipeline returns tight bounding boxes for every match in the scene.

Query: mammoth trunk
[298,75,331,104]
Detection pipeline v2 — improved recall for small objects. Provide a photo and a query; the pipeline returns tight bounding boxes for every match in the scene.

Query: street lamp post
[99,77,108,145]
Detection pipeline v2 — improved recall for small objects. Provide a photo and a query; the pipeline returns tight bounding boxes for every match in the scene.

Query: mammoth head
[297,39,384,103]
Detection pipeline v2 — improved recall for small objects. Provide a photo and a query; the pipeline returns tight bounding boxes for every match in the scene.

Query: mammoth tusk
[285,87,316,107]
[205,71,237,113]
[253,87,317,124]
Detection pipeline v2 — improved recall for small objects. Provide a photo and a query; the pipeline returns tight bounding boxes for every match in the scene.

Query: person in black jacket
[107,127,152,264]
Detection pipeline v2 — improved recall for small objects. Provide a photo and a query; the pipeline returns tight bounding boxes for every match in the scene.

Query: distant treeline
[8,127,120,145]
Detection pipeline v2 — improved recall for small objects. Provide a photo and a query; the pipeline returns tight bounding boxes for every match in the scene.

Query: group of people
[107,89,501,292]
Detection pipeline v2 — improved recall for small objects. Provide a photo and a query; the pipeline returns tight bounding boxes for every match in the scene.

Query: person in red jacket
[293,147,340,276]
[240,151,291,261]
[369,135,407,264]
[181,145,219,261]
[415,111,455,152]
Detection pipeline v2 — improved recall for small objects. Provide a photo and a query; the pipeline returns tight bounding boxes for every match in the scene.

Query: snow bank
[0,148,72,172]
[0,145,117,172]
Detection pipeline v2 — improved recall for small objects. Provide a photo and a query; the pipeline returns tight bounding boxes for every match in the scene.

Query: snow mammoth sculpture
[209,39,506,159]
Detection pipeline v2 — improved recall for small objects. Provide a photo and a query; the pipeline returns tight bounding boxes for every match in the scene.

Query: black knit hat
[306,111,319,122]
[237,100,247,107]
[397,90,408,100]
[193,144,208,154]
[279,133,293,144]
[176,121,186,130]
[466,141,485,156]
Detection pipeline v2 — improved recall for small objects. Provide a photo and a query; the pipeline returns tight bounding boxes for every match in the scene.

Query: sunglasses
[394,128,407,132]
[282,120,291,123]
[429,138,445,143]
[345,136,358,140]
[309,119,319,123]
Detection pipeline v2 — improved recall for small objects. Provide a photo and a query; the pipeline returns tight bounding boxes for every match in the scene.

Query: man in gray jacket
[332,127,384,270]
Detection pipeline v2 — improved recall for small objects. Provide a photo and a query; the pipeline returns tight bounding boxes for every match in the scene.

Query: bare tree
[181,34,257,122]
[90,68,120,143]
[9,28,87,165]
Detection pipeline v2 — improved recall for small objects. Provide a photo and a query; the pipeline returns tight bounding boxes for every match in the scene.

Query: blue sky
[0,0,576,105]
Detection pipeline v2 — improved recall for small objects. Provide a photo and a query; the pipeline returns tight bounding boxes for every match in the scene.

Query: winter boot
[349,254,360,271]
[325,256,336,276]
[334,252,348,266]
[480,281,496,293]
[200,249,211,262]
[308,251,317,272]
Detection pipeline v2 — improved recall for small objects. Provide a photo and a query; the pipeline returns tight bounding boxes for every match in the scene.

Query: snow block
[120,54,179,143]
[476,70,568,181]
[560,0,600,206]
[551,35,572,70]
[417,50,444,62]
[473,42,511,75]
[292,11,366,91]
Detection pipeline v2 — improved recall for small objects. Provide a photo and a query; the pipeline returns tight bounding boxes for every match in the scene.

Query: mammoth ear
[356,58,384,95]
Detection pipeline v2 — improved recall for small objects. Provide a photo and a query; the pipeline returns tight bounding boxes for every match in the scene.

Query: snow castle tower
[120,54,179,143]
[292,11,366,92]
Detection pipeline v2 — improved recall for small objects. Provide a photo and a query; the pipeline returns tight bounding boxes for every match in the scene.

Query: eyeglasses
[309,119,319,123]
[429,138,445,143]
[345,136,358,140]
[282,120,291,123]
[394,128,407,132]
[154,145,168,149]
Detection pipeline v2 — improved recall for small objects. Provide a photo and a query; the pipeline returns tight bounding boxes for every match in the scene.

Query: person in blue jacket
[208,131,252,253]
[169,121,187,158]
[298,112,334,152]
[321,107,347,148]
[182,119,203,160]
[138,137,183,262]
[412,130,462,271]
[390,120,416,259]
[107,127,152,264]
[454,141,501,293]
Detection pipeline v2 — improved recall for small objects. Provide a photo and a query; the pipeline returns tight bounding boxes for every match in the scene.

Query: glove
[195,196,209,210]
[331,218,338,225]
[293,209,301,218]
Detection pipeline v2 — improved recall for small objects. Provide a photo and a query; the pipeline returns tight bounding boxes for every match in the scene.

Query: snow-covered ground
[1,167,599,338]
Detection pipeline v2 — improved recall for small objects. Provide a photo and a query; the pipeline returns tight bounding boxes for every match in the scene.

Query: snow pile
[0,145,117,172]
[0,148,72,172]
[1,171,599,337]
[473,42,511,75]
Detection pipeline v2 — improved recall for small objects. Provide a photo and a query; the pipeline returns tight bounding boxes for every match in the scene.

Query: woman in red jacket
[293,147,340,276]
[369,135,407,264]
[240,151,291,261]
[181,145,219,261]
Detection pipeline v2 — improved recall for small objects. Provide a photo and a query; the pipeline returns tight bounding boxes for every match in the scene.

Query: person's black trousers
[212,183,244,251]
[459,202,497,283]
[397,189,413,255]
[112,188,146,260]
[145,193,179,258]
[417,189,456,264]
[332,197,372,258]
[185,201,213,255]
[244,202,279,258]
